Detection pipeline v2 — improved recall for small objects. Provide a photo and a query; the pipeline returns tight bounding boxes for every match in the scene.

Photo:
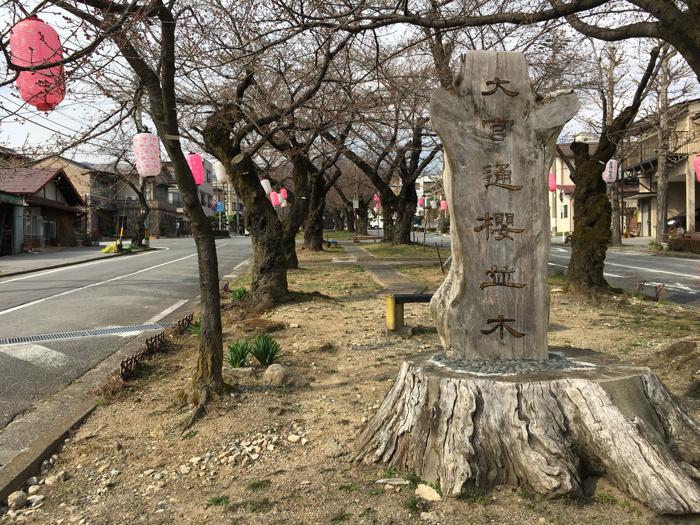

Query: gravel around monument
[1,256,698,525]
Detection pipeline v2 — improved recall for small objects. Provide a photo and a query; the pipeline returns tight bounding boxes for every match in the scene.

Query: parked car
[370,218,384,229]
[667,208,700,236]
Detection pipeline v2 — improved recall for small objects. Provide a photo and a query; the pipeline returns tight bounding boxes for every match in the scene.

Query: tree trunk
[355,353,700,515]
[393,182,418,244]
[380,194,396,242]
[610,181,622,246]
[303,170,326,251]
[567,146,611,292]
[356,206,369,235]
[345,206,355,232]
[655,63,671,243]
[231,154,288,306]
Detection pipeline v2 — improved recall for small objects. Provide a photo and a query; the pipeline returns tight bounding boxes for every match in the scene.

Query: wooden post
[429,52,579,360]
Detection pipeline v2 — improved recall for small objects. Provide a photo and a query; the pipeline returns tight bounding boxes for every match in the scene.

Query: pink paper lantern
[270,191,280,207]
[694,156,700,183]
[603,159,618,183]
[280,188,288,200]
[132,133,161,178]
[186,152,204,185]
[418,197,425,207]
[10,16,66,112]
[548,172,556,192]
[439,200,448,211]
[373,193,380,202]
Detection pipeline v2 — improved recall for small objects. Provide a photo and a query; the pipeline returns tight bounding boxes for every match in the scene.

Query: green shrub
[230,287,248,301]
[249,334,282,366]
[668,237,700,254]
[227,340,249,368]
[206,495,229,507]
[189,318,201,336]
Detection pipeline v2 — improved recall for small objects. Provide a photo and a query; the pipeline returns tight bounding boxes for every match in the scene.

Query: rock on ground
[263,364,290,386]
[415,484,442,502]
[7,490,27,510]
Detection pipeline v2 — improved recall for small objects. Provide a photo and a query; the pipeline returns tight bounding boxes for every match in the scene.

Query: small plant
[249,333,283,366]
[330,512,352,523]
[227,339,249,368]
[404,470,421,488]
[230,287,248,301]
[247,497,273,513]
[382,466,397,478]
[594,490,618,506]
[518,486,541,509]
[247,479,271,492]
[206,495,230,507]
[459,487,491,506]
[189,318,201,336]
[401,495,428,512]
[338,483,358,492]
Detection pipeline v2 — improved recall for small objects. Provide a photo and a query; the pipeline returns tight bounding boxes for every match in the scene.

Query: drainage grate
[0,323,170,345]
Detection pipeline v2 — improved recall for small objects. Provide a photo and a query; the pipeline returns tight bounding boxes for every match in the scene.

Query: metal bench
[386,293,433,335]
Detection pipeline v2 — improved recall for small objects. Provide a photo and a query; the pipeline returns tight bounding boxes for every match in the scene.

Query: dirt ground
[3,258,699,525]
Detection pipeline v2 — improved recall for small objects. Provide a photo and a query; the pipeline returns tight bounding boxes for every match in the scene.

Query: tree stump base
[354,348,700,514]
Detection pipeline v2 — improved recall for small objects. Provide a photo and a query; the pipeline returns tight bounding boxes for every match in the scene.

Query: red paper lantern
[280,188,288,200]
[186,152,205,185]
[10,16,65,112]
[548,172,556,192]
[440,200,448,211]
[693,155,700,183]
[418,197,425,207]
[132,133,161,178]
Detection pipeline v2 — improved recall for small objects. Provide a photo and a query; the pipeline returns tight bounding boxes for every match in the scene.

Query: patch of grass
[330,512,353,522]
[247,479,271,492]
[249,334,283,366]
[594,490,618,506]
[337,483,358,492]
[367,487,384,496]
[206,495,230,507]
[365,243,449,259]
[189,318,201,336]
[518,486,542,509]
[382,466,397,478]
[226,339,249,368]
[180,430,197,440]
[230,287,247,301]
[459,487,492,506]
[247,498,273,513]
[548,270,567,287]
[401,495,428,512]
[427,480,442,496]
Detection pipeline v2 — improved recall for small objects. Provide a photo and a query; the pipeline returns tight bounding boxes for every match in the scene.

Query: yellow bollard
[385,295,404,332]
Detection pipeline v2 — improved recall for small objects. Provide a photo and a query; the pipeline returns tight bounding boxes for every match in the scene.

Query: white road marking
[0,248,165,285]
[0,243,230,317]
[0,343,70,367]
[223,257,251,279]
[144,299,188,325]
[548,253,698,280]
[548,263,568,268]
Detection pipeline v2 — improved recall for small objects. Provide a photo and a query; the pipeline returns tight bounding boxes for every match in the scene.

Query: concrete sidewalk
[341,242,424,295]
[0,246,121,277]
[551,236,655,254]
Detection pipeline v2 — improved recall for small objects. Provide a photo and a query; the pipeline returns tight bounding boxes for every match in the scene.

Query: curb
[0,248,159,279]
[0,399,96,503]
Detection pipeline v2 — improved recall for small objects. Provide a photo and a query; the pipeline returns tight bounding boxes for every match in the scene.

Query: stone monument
[354,52,700,514]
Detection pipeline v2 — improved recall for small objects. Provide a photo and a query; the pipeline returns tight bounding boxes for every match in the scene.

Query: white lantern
[132,132,161,178]
[214,161,227,183]
[353,198,359,209]
[603,159,618,183]
[260,179,272,195]
[430,200,438,209]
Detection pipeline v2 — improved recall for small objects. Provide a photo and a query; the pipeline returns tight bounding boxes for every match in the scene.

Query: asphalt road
[420,231,700,307]
[0,237,252,430]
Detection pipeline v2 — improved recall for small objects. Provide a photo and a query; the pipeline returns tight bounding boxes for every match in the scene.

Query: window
[145,183,154,201]
[168,188,180,206]
[561,204,568,219]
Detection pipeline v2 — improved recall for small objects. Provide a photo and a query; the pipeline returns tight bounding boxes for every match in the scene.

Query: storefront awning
[625,192,657,200]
